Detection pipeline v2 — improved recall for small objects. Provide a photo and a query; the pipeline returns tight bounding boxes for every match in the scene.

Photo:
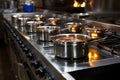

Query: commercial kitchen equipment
[2,10,120,80]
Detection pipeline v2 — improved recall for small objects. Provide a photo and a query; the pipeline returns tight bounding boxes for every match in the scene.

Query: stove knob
[23,47,29,54]
[26,52,34,60]
[10,29,14,33]
[19,41,25,49]
[44,73,54,80]
[20,43,25,48]
[31,60,41,69]
[35,67,45,77]
[16,36,20,41]
[18,40,23,45]
[13,33,16,37]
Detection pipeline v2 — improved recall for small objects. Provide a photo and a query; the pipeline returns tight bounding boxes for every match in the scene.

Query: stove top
[87,12,120,25]
[3,12,120,80]
[27,31,119,73]
[22,16,120,73]
[97,33,120,55]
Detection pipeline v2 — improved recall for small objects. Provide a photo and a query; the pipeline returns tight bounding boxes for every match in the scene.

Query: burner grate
[97,34,120,55]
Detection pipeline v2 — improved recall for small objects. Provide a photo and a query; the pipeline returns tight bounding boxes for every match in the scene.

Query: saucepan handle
[89,36,108,44]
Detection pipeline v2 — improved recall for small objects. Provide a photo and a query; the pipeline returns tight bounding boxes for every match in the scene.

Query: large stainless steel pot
[51,33,91,59]
[36,26,60,41]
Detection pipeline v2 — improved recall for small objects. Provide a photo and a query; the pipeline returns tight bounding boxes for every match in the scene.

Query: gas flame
[73,0,86,8]
[51,20,57,26]
[81,2,86,7]
[71,27,76,33]
[73,0,81,7]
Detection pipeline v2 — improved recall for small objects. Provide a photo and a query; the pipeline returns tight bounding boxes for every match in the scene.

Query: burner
[97,33,120,55]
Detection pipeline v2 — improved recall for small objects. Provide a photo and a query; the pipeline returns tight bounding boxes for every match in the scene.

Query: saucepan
[50,33,107,59]
[85,26,106,39]
[49,22,85,36]
[26,21,44,33]
[36,26,60,41]
[50,33,91,59]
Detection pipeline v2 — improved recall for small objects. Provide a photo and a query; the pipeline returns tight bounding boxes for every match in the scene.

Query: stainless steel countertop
[3,12,120,80]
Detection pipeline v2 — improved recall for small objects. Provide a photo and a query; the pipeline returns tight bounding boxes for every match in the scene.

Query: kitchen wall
[85,0,120,12]
[33,0,120,13]
[1,0,120,13]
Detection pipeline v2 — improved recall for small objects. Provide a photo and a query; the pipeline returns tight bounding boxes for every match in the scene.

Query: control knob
[23,47,29,54]
[13,33,16,37]
[31,60,41,69]
[44,70,54,80]
[35,66,45,77]
[16,36,20,41]
[26,52,34,60]
[18,40,23,45]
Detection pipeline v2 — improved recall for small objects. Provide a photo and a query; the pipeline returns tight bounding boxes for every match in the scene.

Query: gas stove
[26,20,120,80]
[3,12,120,80]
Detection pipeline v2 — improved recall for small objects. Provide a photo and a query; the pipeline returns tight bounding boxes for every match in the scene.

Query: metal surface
[3,12,120,80]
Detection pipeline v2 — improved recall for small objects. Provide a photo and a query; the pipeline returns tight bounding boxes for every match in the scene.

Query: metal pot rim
[37,26,60,31]
[51,33,91,43]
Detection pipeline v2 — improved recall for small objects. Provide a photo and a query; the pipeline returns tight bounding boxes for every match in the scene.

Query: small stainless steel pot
[36,26,60,41]
[65,22,84,33]
[47,18,62,26]
[26,21,44,33]
[49,22,85,36]
[18,17,30,27]
[51,34,91,59]
[85,27,105,39]
[11,14,22,28]
[34,14,46,21]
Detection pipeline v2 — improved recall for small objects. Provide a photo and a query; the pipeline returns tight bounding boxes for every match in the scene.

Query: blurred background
[0,0,120,13]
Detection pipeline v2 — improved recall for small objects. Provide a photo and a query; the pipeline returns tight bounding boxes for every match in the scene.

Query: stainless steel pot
[65,22,85,33]
[34,14,46,21]
[11,14,22,28]
[18,17,30,27]
[49,22,85,36]
[46,17,62,26]
[51,33,91,59]
[85,26,105,39]
[26,21,44,33]
[36,26,60,41]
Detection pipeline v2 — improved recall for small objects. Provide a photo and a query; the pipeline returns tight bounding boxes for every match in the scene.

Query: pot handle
[89,36,107,44]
